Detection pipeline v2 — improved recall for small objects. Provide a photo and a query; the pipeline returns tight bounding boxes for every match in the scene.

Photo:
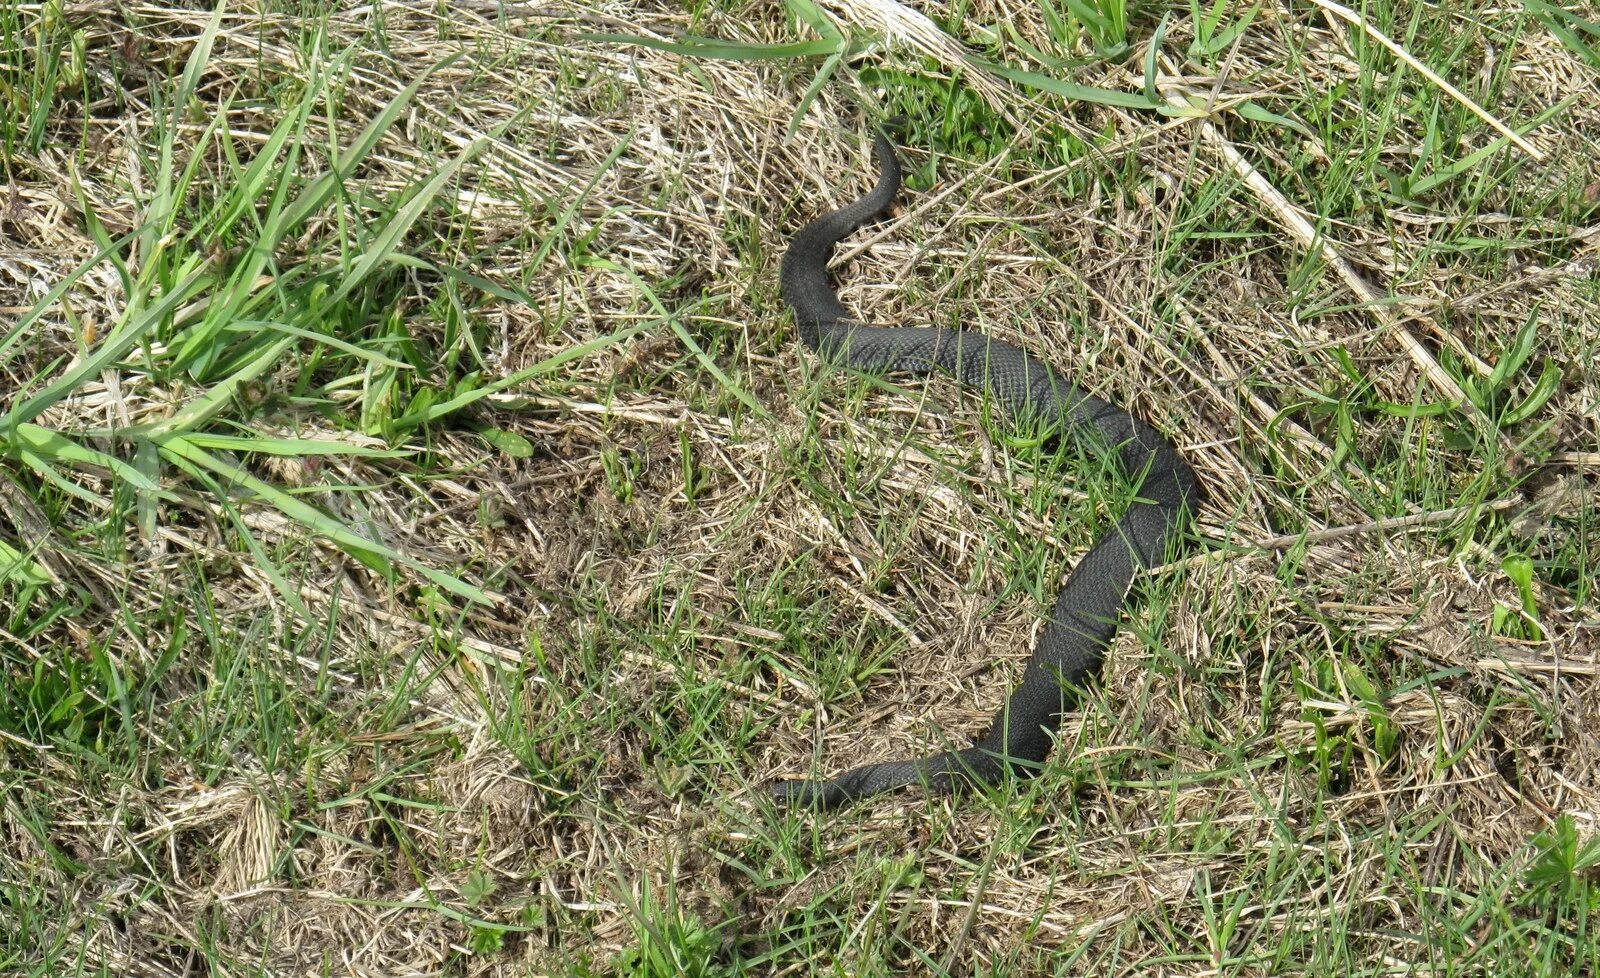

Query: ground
[1,1,1598,975]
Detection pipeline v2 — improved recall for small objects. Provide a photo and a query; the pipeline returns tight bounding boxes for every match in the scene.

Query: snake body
[773,133,1198,809]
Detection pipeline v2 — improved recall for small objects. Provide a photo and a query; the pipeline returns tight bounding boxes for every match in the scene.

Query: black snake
[772,133,1198,809]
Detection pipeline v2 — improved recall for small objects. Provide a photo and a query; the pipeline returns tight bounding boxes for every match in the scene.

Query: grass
[1,0,1598,975]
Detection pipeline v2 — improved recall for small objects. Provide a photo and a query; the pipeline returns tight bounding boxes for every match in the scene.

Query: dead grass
[1,1,1598,975]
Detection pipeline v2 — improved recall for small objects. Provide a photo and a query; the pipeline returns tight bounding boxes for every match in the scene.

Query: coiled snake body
[773,134,1198,809]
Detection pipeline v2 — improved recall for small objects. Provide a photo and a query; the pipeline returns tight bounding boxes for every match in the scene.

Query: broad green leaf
[1501,361,1560,426]
[476,428,535,458]
[0,540,52,587]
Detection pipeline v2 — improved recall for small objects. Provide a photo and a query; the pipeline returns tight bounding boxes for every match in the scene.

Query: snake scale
[772,133,1198,809]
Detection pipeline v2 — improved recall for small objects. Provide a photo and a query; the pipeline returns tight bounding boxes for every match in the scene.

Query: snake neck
[778,132,903,349]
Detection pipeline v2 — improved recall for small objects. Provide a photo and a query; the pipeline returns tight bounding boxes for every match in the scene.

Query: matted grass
[1,1,1597,975]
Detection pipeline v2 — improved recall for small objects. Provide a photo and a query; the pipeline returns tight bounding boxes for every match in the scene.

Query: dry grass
[1,1,1598,975]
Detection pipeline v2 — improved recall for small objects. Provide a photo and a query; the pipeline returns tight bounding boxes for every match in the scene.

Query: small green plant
[1187,0,1260,61]
[1492,553,1545,641]
[1341,658,1399,763]
[467,925,504,954]
[1297,650,1399,789]
[680,429,705,502]
[462,867,496,906]
[1443,313,1561,435]
[1,655,110,749]
[0,12,495,615]
[601,446,641,503]
[1520,813,1600,970]
[1525,815,1600,904]
[613,879,728,978]
[1042,0,1131,56]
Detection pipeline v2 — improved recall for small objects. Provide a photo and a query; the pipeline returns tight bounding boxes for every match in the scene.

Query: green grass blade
[159,446,312,620]
[277,52,463,235]
[11,423,167,493]
[140,3,226,264]
[143,335,298,438]
[221,320,413,370]
[1410,98,1573,195]
[789,50,846,139]
[785,0,844,42]
[210,50,322,238]
[1061,0,1111,34]
[4,264,214,430]
[0,227,140,368]
[979,59,1164,110]
[1233,99,1314,137]
[591,260,769,419]
[156,434,490,605]
[529,133,632,275]
[69,168,133,304]
[179,432,409,459]
[1190,3,1260,57]
[584,33,841,61]
[325,139,487,306]
[0,540,52,588]
[16,446,108,506]
[393,317,658,428]
[1527,0,1600,67]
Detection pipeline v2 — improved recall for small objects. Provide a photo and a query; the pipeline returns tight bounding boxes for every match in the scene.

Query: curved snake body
[775,134,1197,809]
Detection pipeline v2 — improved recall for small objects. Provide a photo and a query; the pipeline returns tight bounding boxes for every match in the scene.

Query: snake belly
[772,133,1199,809]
